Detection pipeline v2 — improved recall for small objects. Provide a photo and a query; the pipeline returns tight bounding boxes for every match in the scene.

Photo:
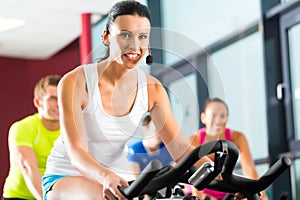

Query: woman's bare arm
[147,76,210,166]
[58,67,128,199]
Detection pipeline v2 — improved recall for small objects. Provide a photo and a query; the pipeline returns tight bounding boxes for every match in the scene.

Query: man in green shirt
[2,75,61,200]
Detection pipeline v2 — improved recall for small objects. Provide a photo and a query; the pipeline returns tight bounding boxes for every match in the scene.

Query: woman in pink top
[189,98,268,200]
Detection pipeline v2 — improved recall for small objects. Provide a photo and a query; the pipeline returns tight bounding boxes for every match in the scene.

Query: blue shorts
[42,174,67,200]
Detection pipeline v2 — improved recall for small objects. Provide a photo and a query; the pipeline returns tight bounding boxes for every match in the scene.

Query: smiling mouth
[124,53,140,62]
[214,126,223,130]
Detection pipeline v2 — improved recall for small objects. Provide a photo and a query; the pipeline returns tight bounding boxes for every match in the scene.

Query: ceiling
[0,0,121,60]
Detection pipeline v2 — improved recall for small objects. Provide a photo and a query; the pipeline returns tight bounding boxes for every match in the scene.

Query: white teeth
[127,54,138,59]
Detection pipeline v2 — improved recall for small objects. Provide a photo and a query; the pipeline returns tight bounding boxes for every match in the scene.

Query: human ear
[224,115,229,124]
[200,112,206,124]
[102,30,110,46]
[33,97,41,108]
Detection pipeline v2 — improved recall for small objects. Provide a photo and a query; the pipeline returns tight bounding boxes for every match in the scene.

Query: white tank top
[45,64,148,180]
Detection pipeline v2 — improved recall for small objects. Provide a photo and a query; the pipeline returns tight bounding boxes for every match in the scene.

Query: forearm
[68,145,112,184]
[15,146,43,200]
[21,164,43,200]
[244,167,260,179]
[166,133,211,167]
[240,156,260,179]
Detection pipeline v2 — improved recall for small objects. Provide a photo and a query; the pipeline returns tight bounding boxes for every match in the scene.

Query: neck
[206,128,225,139]
[41,118,60,131]
[99,61,132,85]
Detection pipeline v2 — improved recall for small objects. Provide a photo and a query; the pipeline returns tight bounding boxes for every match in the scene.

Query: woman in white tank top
[42,1,211,200]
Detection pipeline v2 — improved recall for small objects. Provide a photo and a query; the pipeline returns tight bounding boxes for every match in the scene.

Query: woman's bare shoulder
[58,66,87,103]
[146,74,161,84]
[60,66,85,86]
[146,74,165,93]
[145,74,170,111]
[231,129,248,146]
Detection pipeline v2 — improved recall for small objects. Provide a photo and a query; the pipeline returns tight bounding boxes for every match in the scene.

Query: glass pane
[168,73,199,137]
[209,32,268,159]
[162,0,261,65]
[91,18,107,63]
[281,0,298,3]
[288,23,300,140]
[294,158,300,200]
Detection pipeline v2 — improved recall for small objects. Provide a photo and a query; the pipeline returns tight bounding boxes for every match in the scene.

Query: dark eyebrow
[120,30,131,33]
[120,30,149,35]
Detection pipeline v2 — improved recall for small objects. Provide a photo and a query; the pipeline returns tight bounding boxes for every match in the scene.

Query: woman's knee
[46,190,58,200]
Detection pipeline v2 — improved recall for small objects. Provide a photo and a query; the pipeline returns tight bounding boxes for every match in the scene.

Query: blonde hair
[34,75,61,99]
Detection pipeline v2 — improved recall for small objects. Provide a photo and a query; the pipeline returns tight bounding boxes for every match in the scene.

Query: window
[209,32,268,159]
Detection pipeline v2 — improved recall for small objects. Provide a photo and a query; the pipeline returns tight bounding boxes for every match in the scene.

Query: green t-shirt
[3,113,60,199]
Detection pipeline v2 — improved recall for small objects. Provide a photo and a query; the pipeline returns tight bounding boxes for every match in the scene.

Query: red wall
[0,39,80,196]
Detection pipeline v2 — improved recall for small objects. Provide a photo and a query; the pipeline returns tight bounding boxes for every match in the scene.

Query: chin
[124,62,140,70]
[50,116,59,121]
[123,55,143,66]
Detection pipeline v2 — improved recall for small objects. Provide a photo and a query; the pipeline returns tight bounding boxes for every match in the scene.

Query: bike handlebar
[119,140,292,199]
[121,159,162,198]
[207,155,292,199]
[120,140,237,198]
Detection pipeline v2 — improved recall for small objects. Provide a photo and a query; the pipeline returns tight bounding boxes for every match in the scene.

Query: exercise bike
[119,140,292,200]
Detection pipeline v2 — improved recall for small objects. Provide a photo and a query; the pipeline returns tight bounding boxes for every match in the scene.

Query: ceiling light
[0,17,25,33]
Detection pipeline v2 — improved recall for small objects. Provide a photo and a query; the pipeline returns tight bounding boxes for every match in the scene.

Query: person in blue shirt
[128,115,174,173]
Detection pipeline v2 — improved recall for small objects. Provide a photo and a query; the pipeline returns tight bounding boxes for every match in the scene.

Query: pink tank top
[199,128,232,200]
